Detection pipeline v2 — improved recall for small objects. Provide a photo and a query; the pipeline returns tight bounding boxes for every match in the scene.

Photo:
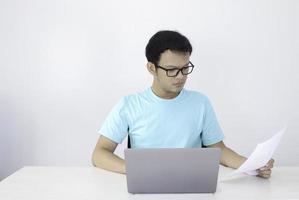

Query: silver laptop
[124,148,221,194]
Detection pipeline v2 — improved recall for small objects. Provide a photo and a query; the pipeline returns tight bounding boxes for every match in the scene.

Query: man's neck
[151,83,180,99]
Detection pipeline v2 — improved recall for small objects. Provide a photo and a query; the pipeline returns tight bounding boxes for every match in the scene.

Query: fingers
[257,159,275,179]
[258,169,272,175]
[261,159,275,170]
[257,168,272,179]
[258,173,271,179]
[268,159,275,167]
[260,164,273,171]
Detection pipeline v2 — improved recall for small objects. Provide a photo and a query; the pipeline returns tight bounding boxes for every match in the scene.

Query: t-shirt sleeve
[99,97,129,144]
[201,97,225,146]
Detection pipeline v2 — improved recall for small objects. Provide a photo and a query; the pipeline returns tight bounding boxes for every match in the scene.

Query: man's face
[153,50,190,94]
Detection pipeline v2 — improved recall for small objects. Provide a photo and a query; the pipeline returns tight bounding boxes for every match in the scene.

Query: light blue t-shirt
[99,88,224,148]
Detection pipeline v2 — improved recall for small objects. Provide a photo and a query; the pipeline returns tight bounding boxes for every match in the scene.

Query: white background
[0,0,298,180]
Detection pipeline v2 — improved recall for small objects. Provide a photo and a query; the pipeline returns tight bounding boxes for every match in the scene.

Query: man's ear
[147,62,157,76]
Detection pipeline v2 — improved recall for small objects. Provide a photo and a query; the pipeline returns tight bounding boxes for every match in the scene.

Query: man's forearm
[92,148,126,174]
[220,146,247,169]
[208,141,247,169]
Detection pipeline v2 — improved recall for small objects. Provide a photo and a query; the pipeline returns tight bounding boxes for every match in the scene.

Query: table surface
[0,166,298,200]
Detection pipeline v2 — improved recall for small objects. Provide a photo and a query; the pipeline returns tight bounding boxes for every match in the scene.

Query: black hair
[145,30,192,65]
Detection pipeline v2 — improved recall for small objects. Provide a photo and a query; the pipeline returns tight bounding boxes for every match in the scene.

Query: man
[92,30,274,178]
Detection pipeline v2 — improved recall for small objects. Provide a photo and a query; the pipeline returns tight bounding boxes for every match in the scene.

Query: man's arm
[206,141,246,169]
[207,141,274,178]
[91,135,126,174]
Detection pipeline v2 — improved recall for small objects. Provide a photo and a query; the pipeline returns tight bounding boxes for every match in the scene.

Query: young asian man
[91,30,274,178]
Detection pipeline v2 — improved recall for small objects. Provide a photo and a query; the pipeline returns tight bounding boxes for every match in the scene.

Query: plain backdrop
[0,0,298,180]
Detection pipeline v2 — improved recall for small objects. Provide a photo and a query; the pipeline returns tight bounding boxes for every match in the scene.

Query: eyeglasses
[155,61,194,77]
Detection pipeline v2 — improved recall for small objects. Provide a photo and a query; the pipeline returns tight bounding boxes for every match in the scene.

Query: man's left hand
[257,159,275,179]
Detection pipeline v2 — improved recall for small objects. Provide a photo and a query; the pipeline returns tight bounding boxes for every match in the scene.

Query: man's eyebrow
[164,62,190,69]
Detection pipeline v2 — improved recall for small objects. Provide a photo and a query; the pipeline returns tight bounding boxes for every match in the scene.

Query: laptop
[124,148,221,194]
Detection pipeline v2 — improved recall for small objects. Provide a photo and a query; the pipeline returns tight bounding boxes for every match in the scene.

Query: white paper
[230,127,286,176]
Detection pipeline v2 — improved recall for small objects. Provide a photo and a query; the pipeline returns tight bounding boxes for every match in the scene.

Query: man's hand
[257,159,274,179]
[207,142,275,179]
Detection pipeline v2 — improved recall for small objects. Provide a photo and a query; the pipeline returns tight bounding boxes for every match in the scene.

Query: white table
[0,166,298,199]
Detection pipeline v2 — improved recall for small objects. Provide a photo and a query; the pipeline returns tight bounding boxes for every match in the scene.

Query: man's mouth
[173,82,184,87]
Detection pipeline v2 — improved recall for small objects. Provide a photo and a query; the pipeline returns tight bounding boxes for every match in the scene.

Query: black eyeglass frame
[155,61,194,77]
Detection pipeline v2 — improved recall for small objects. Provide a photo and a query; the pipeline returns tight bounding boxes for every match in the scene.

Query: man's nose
[176,70,185,79]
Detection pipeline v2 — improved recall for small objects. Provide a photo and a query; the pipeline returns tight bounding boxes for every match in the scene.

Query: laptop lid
[124,148,221,194]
